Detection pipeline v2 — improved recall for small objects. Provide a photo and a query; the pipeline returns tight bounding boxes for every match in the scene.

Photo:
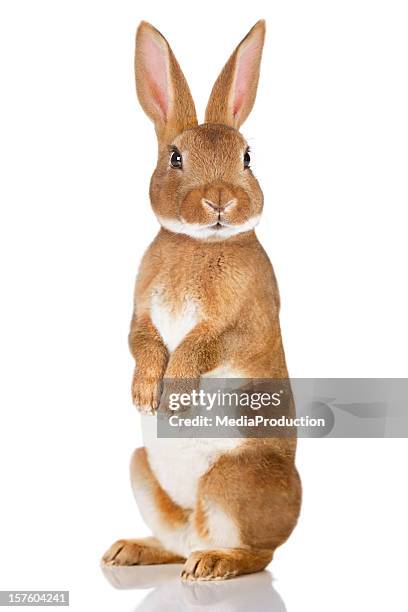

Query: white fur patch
[202,364,245,378]
[151,290,199,353]
[131,462,192,557]
[201,500,242,548]
[141,416,240,509]
[157,215,261,240]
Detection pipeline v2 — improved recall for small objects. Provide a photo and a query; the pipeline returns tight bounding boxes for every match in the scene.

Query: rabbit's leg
[102,536,184,566]
[129,314,168,413]
[131,447,192,558]
[183,443,301,580]
[102,448,188,565]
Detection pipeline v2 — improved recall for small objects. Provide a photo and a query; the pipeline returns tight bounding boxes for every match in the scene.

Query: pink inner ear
[233,39,259,118]
[142,34,169,119]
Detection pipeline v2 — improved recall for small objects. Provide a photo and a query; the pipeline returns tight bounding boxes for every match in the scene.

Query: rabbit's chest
[150,288,199,353]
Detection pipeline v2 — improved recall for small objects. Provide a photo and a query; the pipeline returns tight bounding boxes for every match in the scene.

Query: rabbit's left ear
[205,20,265,129]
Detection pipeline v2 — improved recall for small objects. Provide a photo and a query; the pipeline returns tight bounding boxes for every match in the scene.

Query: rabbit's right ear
[135,22,198,144]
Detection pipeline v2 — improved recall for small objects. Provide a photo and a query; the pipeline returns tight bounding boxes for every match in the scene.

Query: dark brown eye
[244,149,251,169]
[170,148,183,169]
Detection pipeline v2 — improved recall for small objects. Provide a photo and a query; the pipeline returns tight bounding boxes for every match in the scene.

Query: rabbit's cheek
[222,191,253,226]
[150,170,181,219]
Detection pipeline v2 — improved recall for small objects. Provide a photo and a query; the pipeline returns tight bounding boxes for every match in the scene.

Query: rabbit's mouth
[157,214,261,240]
[207,220,242,232]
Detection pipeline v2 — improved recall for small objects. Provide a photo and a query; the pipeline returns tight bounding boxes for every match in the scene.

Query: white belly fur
[141,416,241,509]
[145,289,243,510]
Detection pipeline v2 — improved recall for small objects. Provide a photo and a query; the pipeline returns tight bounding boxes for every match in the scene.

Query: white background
[0,1,407,610]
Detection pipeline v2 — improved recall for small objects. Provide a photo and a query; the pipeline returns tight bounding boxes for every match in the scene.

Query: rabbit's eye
[170,148,183,169]
[244,149,251,169]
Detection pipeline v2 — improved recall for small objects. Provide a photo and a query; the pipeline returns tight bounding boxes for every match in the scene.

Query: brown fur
[197,442,301,550]
[194,496,210,539]
[129,315,168,410]
[132,228,288,383]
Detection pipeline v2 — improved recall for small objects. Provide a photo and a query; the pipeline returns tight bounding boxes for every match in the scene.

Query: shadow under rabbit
[101,564,287,612]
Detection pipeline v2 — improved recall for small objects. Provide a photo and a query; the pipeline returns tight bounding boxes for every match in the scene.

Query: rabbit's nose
[203,199,236,213]
[202,183,237,213]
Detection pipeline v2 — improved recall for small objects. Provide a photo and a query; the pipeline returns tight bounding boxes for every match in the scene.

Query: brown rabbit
[102,20,301,581]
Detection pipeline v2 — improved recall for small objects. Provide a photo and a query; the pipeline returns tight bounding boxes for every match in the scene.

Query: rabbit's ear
[135,22,198,143]
[205,21,265,129]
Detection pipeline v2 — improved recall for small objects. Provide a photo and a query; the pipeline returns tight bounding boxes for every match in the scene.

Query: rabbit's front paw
[132,373,162,414]
[159,377,200,413]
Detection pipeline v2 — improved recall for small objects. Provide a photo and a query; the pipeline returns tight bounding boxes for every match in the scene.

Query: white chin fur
[157,215,261,239]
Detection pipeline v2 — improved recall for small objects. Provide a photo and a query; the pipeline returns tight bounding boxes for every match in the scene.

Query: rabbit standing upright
[103,20,301,581]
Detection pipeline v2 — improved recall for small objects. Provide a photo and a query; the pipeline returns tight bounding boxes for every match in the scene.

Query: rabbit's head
[135,21,265,240]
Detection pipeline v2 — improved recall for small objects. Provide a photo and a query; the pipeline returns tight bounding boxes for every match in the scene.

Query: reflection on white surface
[101,564,286,612]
